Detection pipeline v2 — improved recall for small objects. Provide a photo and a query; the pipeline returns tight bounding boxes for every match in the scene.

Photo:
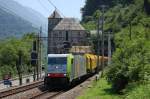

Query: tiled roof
[69,46,92,53]
[48,10,61,18]
[53,18,85,30]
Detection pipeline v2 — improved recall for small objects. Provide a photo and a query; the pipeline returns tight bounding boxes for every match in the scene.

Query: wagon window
[71,59,73,64]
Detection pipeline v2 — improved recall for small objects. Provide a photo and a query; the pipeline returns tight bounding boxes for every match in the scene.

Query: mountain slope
[0,0,48,38]
[0,0,47,29]
[0,7,37,38]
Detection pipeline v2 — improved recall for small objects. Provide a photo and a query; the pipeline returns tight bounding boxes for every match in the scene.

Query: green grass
[78,78,122,99]
[78,78,150,99]
[124,83,150,99]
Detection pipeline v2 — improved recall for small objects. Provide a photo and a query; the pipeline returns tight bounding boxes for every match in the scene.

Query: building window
[57,37,61,41]
[59,31,62,37]
[78,32,81,36]
[53,42,57,45]
[66,31,69,41]
[53,33,56,37]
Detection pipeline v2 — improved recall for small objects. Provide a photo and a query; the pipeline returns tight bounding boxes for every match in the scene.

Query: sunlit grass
[78,78,150,99]
[125,83,150,99]
[78,78,122,99]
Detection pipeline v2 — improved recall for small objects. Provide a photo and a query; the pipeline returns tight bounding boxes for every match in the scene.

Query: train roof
[48,54,70,57]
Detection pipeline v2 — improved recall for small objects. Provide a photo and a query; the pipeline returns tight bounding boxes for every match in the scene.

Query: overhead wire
[1,0,67,35]
[36,0,67,34]
[47,0,65,18]
[35,0,50,36]
[37,0,50,14]
[0,5,48,35]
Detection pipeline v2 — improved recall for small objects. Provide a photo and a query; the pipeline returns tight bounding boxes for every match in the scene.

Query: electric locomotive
[44,53,108,88]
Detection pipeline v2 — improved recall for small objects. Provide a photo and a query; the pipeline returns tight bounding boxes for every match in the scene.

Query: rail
[0,80,44,98]
[30,90,64,99]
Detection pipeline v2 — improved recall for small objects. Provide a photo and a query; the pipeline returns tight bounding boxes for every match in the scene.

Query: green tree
[0,33,35,79]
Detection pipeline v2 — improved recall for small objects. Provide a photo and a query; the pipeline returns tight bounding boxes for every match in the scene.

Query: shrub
[107,32,150,92]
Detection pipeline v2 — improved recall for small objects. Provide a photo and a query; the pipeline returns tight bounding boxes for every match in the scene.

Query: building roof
[90,30,102,35]
[69,46,92,53]
[48,10,61,18]
[48,54,69,57]
[53,18,85,30]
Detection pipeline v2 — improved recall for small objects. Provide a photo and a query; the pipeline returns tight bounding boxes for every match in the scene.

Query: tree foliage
[0,33,35,78]
[82,0,150,93]
[81,0,136,22]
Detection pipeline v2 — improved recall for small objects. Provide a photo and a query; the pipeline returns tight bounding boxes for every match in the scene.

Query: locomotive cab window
[48,57,67,64]
[48,57,67,73]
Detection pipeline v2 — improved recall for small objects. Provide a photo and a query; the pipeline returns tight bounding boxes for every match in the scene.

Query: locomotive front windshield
[48,57,67,64]
[48,57,67,73]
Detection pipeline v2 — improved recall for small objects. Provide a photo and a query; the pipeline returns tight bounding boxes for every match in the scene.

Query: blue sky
[13,0,85,19]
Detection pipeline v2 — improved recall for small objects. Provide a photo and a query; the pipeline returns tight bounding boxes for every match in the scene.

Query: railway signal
[31,40,38,81]
[33,40,37,51]
[31,51,38,66]
[16,50,23,85]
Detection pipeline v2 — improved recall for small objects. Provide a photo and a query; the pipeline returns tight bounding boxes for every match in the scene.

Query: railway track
[0,80,44,98]
[30,90,64,99]
[0,75,96,99]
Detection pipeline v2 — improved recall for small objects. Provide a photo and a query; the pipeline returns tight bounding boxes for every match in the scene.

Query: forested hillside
[80,0,150,98]
[82,0,150,31]
[0,0,47,29]
[0,0,47,39]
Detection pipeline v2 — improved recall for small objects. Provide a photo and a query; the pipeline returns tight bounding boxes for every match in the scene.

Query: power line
[0,4,48,33]
[47,0,65,17]
[1,6,48,36]
[37,0,50,14]
[0,5,22,19]
[1,1,48,33]
[47,0,57,9]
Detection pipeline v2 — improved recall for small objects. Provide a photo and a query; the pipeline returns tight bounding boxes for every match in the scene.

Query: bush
[107,30,150,92]
[0,33,35,79]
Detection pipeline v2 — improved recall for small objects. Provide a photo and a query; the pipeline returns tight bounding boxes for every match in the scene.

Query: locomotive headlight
[55,66,58,69]
[64,74,67,76]
[48,74,51,77]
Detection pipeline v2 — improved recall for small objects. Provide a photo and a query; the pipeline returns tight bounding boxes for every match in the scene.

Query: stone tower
[48,10,62,53]
[48,10,62,31]
[48,10,88,54]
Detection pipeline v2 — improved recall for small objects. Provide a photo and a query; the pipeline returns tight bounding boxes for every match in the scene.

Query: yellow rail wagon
[85,54,97,73]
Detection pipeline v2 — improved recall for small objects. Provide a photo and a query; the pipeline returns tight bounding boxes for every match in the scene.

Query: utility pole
[31,30,47,81]
[36,34,39,80]
[39,26,42,79]
[16,50,23,85]
[108,32,112,66]
[129,21,132,40]
[97,16,100,73]
[32,27,43,81]
[101,5,106,77]
[31,40,38,81]
[36,31,41,80]
[36,26,42,80]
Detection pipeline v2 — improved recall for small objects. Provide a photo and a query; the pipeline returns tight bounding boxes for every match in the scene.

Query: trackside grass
[78,78,122,99]
[78,78,150,99]
[124,83,150,99]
